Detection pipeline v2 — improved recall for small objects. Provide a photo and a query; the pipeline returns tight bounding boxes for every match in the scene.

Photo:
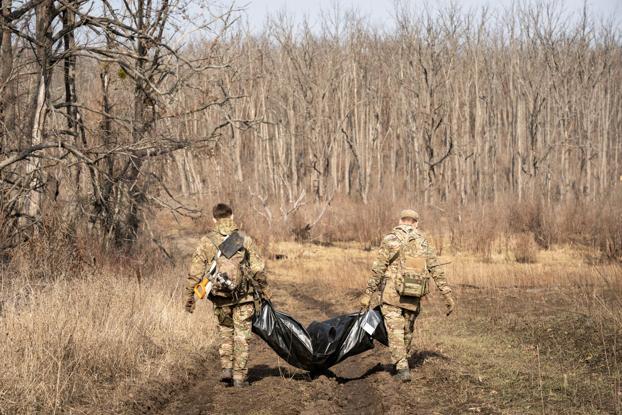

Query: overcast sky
[240,0,621,31]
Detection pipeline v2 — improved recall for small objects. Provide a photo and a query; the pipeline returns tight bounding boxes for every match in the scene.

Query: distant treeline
[0,1,620,249]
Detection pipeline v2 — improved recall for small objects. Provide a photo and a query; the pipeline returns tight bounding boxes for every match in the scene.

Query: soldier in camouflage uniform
[184,203,267,387]
[360,209,455,382]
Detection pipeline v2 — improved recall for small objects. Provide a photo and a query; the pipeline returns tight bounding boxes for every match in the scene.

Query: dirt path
[149,276,442,415]
[141,232,492,415]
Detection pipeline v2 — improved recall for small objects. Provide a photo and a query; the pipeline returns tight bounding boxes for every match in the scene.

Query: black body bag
[251,300,388,371]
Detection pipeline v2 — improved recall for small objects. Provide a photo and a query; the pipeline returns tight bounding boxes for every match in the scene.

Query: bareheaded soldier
[184,203,268,387]
[360,209,455,382]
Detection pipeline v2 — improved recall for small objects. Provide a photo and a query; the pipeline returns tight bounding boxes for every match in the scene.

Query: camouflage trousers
[381,303,420,371]
[213,302,255,381]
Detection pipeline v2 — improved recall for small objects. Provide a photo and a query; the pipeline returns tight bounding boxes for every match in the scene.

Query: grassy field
[0,260,218,414]
[269,241,622,414]
[0,234,620,414]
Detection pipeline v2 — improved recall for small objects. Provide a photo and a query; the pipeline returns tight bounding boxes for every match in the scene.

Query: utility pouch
[396,235,430,298]
[214,306,234,328]
[396,273,429,297]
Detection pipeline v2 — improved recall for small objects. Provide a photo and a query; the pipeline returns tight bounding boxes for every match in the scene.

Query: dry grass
[267,241,622,413]
[0,264,217,414]
[268,241,371,291]
[268,241,620,291]
[513,232,539,264]
[0,210,620,414]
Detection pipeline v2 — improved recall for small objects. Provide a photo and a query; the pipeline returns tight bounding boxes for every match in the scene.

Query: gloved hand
[443,292,455,316]
[184,296,196,314]
[359,294,371,308]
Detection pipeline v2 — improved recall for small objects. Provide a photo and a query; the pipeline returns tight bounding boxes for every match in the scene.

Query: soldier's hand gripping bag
[252,300,388,371]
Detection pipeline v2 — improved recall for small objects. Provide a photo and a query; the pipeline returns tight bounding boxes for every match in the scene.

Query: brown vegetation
[0,2,620,254]
[0,238,217,413]
[1,229,620,413]
[1,1,621,414]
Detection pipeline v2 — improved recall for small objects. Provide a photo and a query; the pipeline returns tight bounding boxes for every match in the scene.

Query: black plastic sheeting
[252,301,388,371]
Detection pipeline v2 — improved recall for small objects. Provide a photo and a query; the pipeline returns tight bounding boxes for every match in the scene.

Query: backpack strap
[205,231,222,251]
[204,232,231,277]
[391,227,411,251]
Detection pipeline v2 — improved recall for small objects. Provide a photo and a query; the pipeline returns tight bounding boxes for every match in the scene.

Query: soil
[141,279,445,415]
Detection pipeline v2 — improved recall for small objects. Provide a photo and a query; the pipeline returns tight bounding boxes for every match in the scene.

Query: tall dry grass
[270,241,622,291]
[1,192,621,413]
[0,241,216,414]
[268,240,622,412]
[212,190,622,264]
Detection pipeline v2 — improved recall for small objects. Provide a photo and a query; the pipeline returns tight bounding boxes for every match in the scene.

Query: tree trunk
[0,0,16,151]
[25,0,54,221]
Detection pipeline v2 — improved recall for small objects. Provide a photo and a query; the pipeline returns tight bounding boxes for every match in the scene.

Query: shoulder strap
[204,233,232,277]
[205,232,221,250]
[378,230,403,266]
[391,228,411,247]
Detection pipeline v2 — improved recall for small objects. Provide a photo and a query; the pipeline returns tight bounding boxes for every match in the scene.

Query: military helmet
[400,209,419,221]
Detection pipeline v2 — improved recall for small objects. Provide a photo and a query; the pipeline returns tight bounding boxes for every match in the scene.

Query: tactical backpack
[208,231,248,296]
[394,231,430,298]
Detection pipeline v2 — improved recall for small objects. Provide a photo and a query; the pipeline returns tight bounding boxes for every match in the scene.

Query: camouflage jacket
[365,224,451,311]
[186,218,266,306]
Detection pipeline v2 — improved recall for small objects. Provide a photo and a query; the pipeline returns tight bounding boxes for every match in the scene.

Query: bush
[8,211,84,280]
[513,232,538,263]
[593,193,622,262]
[183,188,622,261]
[507,200,556,249]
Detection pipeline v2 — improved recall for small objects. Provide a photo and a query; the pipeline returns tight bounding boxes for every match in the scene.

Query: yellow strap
[194,279,209,299]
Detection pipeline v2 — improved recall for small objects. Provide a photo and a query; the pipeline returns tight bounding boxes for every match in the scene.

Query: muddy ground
[143,281,447,415]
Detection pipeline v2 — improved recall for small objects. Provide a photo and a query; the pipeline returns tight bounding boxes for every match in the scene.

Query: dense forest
[0,0,620,253]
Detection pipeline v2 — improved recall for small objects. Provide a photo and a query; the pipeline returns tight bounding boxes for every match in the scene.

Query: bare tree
[1,1,620,250]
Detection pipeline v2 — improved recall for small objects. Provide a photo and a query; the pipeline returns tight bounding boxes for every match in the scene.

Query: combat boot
[394,368,411,382]
[220,368,233,383]
[233,378,249,388]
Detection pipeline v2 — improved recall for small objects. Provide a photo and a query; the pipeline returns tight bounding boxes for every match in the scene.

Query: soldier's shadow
[335,350,448,384]
[247,350,448,384]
